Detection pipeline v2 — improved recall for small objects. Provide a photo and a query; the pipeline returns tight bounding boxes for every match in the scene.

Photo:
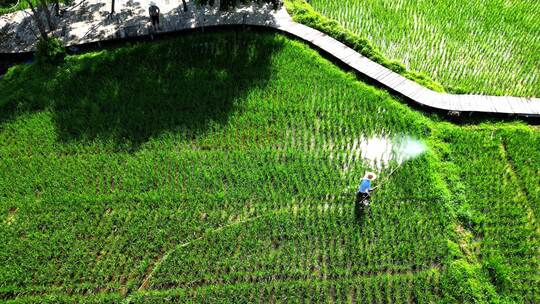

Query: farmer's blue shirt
[357,179,371,193]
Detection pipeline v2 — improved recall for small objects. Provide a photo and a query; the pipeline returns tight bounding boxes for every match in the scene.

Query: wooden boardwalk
[1,0,539,117]
[272,20,540,117]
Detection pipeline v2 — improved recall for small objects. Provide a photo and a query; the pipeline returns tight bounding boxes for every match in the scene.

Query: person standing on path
[355,172,377,220]
[181,0,188,12]
[149,2,161,30]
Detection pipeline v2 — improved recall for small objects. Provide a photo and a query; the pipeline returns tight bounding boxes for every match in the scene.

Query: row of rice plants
[1,192,220,297]
[443,129,539,302]
[500,129,540,220]
[132,272,441,303]
[0,75,430,159]
[1,30,537,302]
[0,149,448,296]
[148,194,448,289]
[0,150,357,200]
[0,61,431,202]
[0,136,442,295]
[308,0,540,96]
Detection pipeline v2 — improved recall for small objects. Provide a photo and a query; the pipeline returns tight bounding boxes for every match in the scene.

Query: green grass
[0,31,538,303]
[1,0,75,14]
[306,0,540,97]
[0,0,40,15]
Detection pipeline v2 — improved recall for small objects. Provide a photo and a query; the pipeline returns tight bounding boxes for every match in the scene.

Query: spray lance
[371,163,402,191]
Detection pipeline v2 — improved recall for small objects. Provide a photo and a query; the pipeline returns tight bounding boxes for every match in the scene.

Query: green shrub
[0,0,17,7]
[35,37,66,65]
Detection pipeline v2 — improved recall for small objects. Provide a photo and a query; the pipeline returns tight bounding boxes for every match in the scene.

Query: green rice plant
[441,128,539,302]
[306,0,540,97]
[0,29,538,303]
[499,129,540,219]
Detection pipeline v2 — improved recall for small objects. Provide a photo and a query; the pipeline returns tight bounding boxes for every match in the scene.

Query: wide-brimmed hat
[363,172,377,180]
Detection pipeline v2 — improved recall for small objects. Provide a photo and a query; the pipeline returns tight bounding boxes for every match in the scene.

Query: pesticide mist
[357,134,427,170]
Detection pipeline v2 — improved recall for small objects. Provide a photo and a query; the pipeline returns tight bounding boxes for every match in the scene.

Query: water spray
[358,134,428,190]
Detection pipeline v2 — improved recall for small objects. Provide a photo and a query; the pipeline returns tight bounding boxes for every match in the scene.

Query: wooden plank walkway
[1,0,539,117]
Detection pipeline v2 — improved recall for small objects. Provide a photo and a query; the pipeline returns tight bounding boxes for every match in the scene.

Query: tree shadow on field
[0,31,283,150]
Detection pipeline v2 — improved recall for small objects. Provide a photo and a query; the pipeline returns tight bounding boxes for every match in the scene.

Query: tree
[26,0,48,39]
[35,36,66,65]
[39,0,55,31]
[25,0,62,39]
[110,0,115,16]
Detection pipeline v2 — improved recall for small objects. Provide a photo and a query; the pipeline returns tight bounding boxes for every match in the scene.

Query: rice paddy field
[308,0,540,97]
[0,31,538,303]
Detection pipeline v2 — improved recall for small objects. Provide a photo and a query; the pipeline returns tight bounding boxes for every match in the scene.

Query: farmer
[355,172,377,220]
[149,2,161,30]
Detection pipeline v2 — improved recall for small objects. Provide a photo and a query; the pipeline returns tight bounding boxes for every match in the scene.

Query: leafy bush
[0,0,31,15]
[1,0,73,15]
[35,37,66,65]
[0,0,17,7]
